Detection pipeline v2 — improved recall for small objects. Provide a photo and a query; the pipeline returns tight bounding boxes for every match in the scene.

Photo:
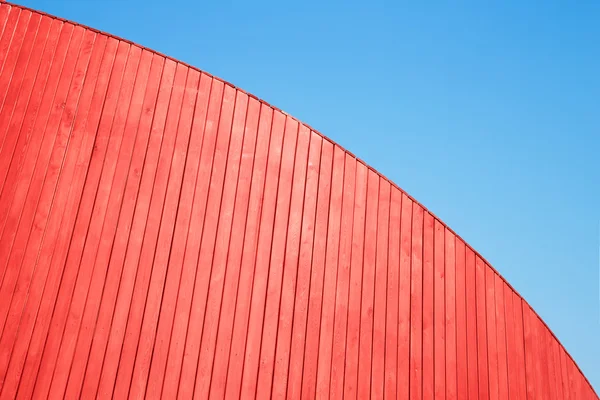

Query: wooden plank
[270,125,312,400]
[223,105,274,399]
[127,67,203,400]
[494,274,509,400]
[356,170,378,399]
[422,211,434,400]
[341,160,367,400]
[475,256,489,399]
[409,202,424,400]
[205,96,261,399]
[398,193,412,398]
[464,246,478,400]
[313,144,344,399]
[445,228,457,400]
[454,237,468,399]
[165,79,236,400]
[370,178,389,400]
[237,110,287,398]
[486,267,498,400]
[328,153,355,400]
[433,219,445,398]
[253,117,302,399]
[285,131,322,400]
[299,139,334,400]
[0,14,48,195]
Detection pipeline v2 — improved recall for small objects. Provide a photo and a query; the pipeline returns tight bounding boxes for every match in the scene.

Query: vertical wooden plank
[167,81,236,399]
[475,256,489,399]
[100,56,186,400]
[422,211,434,400]
[237,111,288,398]
[125,64,203,399]
[205,96,261,399]
[285,132,322,400]
[313,145,344,399]
[486,267,498,400]
[0,5,10,41]
[0,14,49,195]
[15,27,95,400]
[559,345,571,400]
[454,238,468,399]
[328,153,355,400]
[465,247,478,400]
[370,178,389,400]
[494,274,509,400]
[398,193,412,398]
[0,17,61,227]
[0,35,118,400]
[356,170,378,399]
[341,161,367,400]
[127,68,204,400]
[299,139,333,400]
[383,188,401,399]
[222,105,274,399]
[0,6,21,79]
[409,202,424,400]
[503,284,518,399]
[0,9,31,142]
[433,219,445,398]
[186,90,249,400]
[0,25,101,394]
[445,229,457,400]
[511,290,527,399]
[0,10,37,168]
[48,45,150,400]
[269,124,312,400]
[75,53,166,400]
[13,29,117,397]
[84,57,175,399]
[252,118,303,399]
[522,302,537,399]
[0,17,64,366]
[0,22,75,292]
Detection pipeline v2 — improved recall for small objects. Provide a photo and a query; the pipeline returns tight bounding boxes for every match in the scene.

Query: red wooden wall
[0,2,596,399]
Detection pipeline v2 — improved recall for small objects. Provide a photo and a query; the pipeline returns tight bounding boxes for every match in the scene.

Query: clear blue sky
[20,0,599,390]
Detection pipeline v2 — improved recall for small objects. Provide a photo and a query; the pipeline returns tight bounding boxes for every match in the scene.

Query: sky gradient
[18,0,600,390]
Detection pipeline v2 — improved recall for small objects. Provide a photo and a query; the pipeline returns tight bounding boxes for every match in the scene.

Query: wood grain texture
[0,2,596,399]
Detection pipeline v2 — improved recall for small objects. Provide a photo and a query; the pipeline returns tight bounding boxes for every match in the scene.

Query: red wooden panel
[225,105,275,399]
[371,179,389,399]
[384,187,401,399]
[300,139,333,399]
[0,2,595,399]
[433,219,445,397]
[398,193,412,398]
[329,153,355,400]
[409,202,424,400]
[445,228,457,400]
[475,256,489,399]
[356,170,378,399]
[341,160,367,400]
[422,210,434,400]
[285,132,322,400]
[486,267,499,400]
[314,145,344,399]
[455,238,468,399]
[494,273,509,400]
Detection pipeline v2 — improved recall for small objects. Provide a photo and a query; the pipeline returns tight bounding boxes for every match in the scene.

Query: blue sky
[21,0,599,390]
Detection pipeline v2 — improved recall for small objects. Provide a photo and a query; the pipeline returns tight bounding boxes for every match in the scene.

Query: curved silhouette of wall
[0,2,596,399]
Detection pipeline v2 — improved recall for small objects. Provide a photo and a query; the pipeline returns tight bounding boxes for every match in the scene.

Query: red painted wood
[0,2,596,399]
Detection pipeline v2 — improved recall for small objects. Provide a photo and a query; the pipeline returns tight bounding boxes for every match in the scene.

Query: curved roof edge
[1,0,596,394]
